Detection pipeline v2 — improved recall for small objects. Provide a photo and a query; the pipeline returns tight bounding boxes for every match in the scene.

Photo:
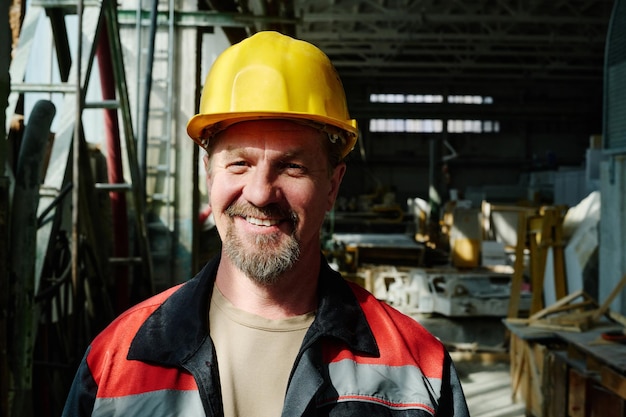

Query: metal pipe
[138,0,159,193]
[96,18,131,314]
[10,99,56,416]
[71,0,83,310]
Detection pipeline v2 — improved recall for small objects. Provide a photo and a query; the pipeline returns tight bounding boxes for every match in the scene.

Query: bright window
[368,93,498,134]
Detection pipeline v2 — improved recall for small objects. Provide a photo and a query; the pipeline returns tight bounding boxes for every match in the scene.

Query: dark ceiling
[204,0,615,85]
[201,0,616,132]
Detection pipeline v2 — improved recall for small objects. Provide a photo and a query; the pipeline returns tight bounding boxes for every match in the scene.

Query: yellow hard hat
[186,31,359,158]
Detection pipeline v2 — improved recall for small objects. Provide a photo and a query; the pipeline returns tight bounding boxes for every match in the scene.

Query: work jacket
[62,255,469,417]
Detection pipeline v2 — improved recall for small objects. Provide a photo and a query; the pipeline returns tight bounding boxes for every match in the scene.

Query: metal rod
[138,0,159,196]
[84,99,120,109]
[135,0,143,150]
[72,0,84,298]
[94,182,132,191]
[10,82,76,93]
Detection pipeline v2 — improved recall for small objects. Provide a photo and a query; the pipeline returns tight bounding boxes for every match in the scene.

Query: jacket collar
[128,256,219,365]
[308,260,378,355]
[128,254,378,365]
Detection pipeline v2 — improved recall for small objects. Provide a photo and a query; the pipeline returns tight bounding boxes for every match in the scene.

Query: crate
[510,332,549,417]
[544,351,569,417]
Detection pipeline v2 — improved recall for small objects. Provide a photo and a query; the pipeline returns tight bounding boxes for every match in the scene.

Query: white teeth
[246,216,279,226]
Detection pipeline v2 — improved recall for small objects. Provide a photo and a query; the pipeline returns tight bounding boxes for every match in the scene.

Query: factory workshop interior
[2,0,626,416]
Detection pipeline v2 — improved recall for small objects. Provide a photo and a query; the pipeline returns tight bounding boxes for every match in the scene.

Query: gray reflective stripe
[93,389,204,416]
[322,359,440,413]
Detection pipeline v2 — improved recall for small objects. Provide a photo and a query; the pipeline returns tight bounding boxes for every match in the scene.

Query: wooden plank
[568,368,590,417]
[526,342,544,417]
[544,351,568,417]
[529,214,548,314]
[556,326,626,374]
[550,208,567,301]
[504,319,559,342]
[601,365,626,401]
[528,290,587,321]
[542,300,597,316]
[507,211,528,319]
[531,321,587,333]
[510,333,526,402]
[589,383,626,417]
[592,274,626,322]
[545,310,595,332]
[609,311,626,328]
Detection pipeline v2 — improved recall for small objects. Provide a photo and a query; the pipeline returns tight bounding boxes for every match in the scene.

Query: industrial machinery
[370,266,531,317]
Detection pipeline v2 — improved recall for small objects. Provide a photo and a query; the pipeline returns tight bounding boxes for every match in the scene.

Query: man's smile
[245,216,281,227]
[226,202,296,230]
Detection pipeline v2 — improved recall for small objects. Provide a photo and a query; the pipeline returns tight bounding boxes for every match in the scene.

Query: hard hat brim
[186,111,359,158]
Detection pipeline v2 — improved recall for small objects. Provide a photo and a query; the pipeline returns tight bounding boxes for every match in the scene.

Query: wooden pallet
[507,274,626,332]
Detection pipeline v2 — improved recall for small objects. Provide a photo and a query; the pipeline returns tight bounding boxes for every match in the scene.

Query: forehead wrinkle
[221,139,312,160]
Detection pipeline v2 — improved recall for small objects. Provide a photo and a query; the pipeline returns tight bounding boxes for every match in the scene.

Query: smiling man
[208,121,345,309]
[62,31,470,417]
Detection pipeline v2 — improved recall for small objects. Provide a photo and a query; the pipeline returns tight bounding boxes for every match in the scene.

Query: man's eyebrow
[279,149,306,159]
[221,145,311,159]
[221,145,248,157]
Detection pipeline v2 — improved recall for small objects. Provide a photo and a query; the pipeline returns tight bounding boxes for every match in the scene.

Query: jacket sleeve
[61,347,98,417]
[436,353,470,417]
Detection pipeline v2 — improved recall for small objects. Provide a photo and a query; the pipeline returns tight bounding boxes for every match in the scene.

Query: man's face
[205,120,346,285]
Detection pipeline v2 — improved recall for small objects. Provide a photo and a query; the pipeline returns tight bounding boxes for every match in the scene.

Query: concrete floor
[455,357,526,417]
[411,314,528,417]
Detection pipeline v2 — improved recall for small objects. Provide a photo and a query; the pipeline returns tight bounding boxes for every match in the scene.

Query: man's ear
[203,153,212,204]
[327,162,347,211]
[202,153,210,172]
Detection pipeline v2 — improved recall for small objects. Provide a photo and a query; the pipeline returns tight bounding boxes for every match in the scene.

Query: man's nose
[242,167,281,206]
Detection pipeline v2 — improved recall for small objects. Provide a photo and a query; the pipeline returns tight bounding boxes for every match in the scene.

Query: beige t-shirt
[209,286,315,417]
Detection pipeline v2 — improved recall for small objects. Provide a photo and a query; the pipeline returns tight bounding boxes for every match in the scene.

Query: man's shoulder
[346,281,444,348]
[92,283,186,349]
[322,280,447,380]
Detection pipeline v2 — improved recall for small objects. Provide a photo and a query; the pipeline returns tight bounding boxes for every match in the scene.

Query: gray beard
[223,224,301,286]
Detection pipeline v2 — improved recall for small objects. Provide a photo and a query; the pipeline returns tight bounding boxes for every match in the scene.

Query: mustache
[225,203,298,223]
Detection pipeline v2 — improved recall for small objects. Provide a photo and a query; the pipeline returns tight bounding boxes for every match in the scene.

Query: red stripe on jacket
[324,283,445,379]
[87,285,198,398]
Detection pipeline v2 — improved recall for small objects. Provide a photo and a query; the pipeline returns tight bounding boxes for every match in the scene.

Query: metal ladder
[5,2,154,410]
[5,0,154,410]
[133,0,177,290]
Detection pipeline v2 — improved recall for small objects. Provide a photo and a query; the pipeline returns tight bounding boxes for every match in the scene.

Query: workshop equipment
[5,0,153,414]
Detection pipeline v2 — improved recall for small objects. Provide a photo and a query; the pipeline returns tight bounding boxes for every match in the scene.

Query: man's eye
[226,161,248,172]
[282,162,307,174]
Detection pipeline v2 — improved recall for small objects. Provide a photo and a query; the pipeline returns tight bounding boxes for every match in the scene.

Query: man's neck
[214,254,320,320]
